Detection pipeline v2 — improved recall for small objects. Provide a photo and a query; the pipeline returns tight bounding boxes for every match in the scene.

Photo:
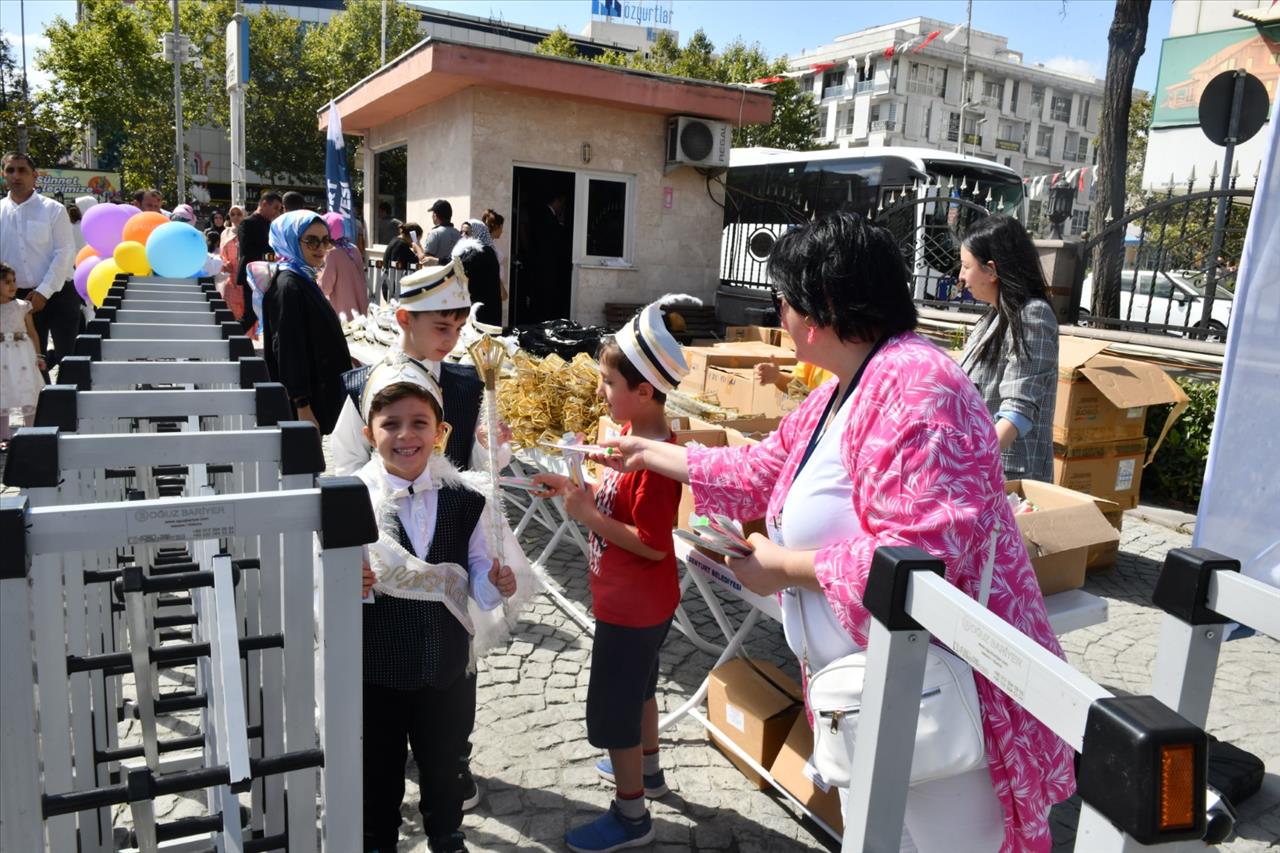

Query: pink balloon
[81,203,133,256]
[74,256,102,303]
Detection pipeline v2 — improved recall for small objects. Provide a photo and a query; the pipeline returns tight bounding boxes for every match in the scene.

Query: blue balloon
[145,222,208,278]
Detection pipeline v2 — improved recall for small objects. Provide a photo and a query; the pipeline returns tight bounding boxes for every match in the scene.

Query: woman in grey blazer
[957,215,1059,482]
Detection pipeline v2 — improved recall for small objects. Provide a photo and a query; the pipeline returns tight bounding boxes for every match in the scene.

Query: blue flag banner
[325,100,354,243]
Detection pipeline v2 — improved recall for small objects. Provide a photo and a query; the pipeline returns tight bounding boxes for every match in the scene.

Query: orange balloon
[75,245,99,267]
[122,212,170,246]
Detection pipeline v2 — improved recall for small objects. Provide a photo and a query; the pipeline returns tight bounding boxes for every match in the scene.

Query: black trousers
[363,673,476,851]
[18,281,84,372]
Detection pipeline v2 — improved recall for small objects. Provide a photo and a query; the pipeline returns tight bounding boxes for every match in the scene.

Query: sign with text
[591,0,674,27]
[35,168,121,199]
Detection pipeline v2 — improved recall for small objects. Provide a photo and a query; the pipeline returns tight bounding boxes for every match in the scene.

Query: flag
[883,43,896,58]
[942,22,966,43]
[914,30,941,52]
[324,100,354,243]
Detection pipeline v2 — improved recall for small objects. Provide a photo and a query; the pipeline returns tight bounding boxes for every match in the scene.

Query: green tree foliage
[534,28,581,60]
[0,34,74,166]
[1126,92,1153,210]
[1144,378,1218,509]
[33,0,422,196]
[535,28,818,151]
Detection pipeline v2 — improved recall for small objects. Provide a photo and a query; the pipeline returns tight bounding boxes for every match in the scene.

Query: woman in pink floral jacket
[603,212,1075,852]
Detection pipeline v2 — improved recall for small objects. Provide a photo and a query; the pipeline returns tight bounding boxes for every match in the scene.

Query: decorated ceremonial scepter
[467,335,508,565]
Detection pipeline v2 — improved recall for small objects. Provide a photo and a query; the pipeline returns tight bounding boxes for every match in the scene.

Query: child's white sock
[615,791,647,820]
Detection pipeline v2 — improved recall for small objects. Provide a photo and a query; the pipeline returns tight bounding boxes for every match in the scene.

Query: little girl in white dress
[0,262,46,448]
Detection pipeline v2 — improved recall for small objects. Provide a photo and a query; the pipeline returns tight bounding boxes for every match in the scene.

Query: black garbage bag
[515,320,609,360]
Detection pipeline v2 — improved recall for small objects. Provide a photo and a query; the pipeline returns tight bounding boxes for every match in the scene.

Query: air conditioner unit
[666,116,731,173]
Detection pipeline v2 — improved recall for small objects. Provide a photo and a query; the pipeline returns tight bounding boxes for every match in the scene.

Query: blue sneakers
[564,802,655,853]
[594,757,670,798]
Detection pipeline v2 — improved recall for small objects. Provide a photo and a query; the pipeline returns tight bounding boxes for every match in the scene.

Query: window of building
[575,171,635,263]
[996,119,1024,152]
[981,78,1004,106]
[1070,207,1090,236]
[907,62,945,96]
[822,68,846,98]
[1003,156,1013,166]
[924,104,933,139]
[1035,125,1053,158]
[1077,96,1091,126]
[1065,131,1088,162]
[965,69,975,102]
[375,144,408,230]
[870,101,898,131]
[947,111,961,142]
[962,113,982,145]
[1010,80,1020,112]
[1051,93,1072,123]
[1031,84,1046,114]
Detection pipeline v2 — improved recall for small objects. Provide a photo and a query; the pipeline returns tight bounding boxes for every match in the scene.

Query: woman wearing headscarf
[317,212,369,320]
[454,219,502,326]
[261,210,352,434]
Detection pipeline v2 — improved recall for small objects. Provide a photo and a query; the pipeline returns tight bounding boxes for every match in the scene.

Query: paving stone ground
[55,454,1277,852]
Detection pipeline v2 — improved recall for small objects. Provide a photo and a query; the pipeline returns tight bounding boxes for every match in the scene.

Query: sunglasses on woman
[300,235,334,249]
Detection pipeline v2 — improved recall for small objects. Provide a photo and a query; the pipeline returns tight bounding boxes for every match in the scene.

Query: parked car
[1078,269,1232,338]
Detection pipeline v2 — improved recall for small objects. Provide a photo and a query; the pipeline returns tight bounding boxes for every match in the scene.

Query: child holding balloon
[0,262,45,448]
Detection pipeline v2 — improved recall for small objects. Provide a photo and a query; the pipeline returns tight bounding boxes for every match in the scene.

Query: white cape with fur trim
[356,452,544,668]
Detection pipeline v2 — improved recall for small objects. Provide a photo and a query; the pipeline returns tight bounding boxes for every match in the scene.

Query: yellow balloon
[113,240,151,276]
[88,259,123,307]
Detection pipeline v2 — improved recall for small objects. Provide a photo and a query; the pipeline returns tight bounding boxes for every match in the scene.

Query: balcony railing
[871,120,897,132]
[978,93,1003,107]
[1065,149,1088,163]
[1050,107,1071,123]
[855,79,890,95]
[906,80,944,96]
[963,132,983,146]
[946,129,960,142]
[821,84,847,100]
[1034,144,1052,158]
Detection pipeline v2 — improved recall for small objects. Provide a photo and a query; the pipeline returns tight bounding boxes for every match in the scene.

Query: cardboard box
[704,366,801,418]
[1053,437,1149,511]
[724,325,781,345]
[1053,337,1189,452]
[707,658,803,789]
[1006,480,1120,595]
[769,715,844,835]
[688,413,782,441]
[680,342,798,394]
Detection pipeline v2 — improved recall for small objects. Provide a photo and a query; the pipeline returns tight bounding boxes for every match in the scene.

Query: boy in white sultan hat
[331,258,511,478]
[531,301,689,853]
[356,357,516,853]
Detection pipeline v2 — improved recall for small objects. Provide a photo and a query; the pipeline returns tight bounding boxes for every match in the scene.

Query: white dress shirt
[382,465,503,611]
[0,191,75,299]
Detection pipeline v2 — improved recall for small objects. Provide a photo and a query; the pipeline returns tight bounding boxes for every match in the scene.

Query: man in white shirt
[1,152,78,372]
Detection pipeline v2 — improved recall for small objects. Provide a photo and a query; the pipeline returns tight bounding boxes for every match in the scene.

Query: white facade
[789,17,1108,232]
[1141,0,1276,193]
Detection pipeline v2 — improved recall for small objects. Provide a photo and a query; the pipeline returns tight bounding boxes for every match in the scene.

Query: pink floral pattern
[687,331,1075,852]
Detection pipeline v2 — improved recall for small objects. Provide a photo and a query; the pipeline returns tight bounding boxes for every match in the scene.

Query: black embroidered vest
[361,485,485,690]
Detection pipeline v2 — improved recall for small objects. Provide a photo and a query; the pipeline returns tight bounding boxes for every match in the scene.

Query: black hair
[767,210,917,344]
[3,152,36,170]
[132,188,146,204]
[399,221,422,240]
[378,201,392,215]
[598,338,667,404]
[368,382,443,423]
[430,199,453,221]
[961,215,1051,366]
[0,261,15,281]
[260,190,283,205]
[282,191,306,211]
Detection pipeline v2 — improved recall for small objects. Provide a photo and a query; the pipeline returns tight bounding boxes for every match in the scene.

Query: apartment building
[789,17,1108,233]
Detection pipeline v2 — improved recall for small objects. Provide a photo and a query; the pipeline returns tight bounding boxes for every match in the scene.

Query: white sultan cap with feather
[360,353,444,422]
[397,258,471,313]
[613,297,695,394]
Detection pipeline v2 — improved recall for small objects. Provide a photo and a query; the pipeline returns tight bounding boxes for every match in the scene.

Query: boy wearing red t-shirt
[534,315,687,852]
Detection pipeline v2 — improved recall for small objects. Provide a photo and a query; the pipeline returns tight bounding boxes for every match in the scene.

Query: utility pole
[380,0,387,66]
[172,0,186,202]
[956,0,972,156]
[17,0,29,154]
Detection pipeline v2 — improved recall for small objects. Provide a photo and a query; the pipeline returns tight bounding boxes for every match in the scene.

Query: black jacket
[262,267,352,434]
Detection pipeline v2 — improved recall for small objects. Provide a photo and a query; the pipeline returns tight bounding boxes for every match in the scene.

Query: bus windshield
[921,159,1024,216]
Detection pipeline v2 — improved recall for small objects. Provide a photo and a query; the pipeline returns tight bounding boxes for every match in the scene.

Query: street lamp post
[1047,179,1078,240]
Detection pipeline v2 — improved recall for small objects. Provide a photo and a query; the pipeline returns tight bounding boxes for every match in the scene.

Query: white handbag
[801,529,997,788]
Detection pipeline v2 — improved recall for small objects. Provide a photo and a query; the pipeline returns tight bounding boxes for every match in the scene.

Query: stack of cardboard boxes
[1051,338,1189,529]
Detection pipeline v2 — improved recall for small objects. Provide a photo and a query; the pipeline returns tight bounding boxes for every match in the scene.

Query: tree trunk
[1091,0,1151,318]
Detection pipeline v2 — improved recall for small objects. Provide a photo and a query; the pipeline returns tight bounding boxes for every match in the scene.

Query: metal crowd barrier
[843,547,1216,853]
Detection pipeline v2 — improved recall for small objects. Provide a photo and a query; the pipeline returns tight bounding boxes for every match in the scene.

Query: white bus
[718,146,1025,322]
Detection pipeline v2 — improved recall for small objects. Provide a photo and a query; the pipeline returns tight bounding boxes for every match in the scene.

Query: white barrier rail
[843,547,1211,853]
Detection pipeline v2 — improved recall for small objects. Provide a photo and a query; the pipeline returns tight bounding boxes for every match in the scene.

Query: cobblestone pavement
[83,478,1278,851]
